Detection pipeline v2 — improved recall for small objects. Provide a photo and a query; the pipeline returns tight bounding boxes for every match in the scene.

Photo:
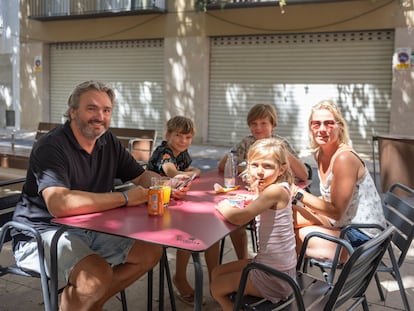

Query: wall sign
[393,47,411,70]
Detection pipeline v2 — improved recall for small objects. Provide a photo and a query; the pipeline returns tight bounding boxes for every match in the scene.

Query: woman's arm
[293,151,362,221]
[287,152,309,181]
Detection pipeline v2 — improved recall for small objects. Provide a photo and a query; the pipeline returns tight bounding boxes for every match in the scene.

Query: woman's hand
[291,184,300,198]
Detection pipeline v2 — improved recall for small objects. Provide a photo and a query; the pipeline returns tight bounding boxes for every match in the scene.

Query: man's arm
[42,185,148,217]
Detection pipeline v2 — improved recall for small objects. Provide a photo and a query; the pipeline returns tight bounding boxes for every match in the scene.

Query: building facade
[1,0,413,154]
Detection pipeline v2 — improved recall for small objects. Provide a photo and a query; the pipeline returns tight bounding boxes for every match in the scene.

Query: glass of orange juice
[160,177,172,206]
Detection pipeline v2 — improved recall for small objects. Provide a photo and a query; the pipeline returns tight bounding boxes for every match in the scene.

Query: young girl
[211,138,296,311]
[217,103,308,260]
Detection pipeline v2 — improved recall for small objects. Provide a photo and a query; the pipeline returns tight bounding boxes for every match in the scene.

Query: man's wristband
[121,191,129,207]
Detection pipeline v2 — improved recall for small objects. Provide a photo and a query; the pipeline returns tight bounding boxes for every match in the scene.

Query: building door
[209,30,394,155]
[50,39,164,135]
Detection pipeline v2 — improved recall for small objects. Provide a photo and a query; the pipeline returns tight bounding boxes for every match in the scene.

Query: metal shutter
[209,30,394,155]
[50,39,164,135]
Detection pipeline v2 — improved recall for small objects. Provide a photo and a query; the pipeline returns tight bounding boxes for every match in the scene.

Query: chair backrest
[35,123,158,163]
[383,182,414,267]
[108,127,157,163]
[0,178,26,242]
[323,226,394,310]
[35,122,61,141]
[128,136,157,164]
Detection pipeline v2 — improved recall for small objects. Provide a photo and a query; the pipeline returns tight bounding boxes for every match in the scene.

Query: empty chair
[129,136,156,166]
[374,183,414,311]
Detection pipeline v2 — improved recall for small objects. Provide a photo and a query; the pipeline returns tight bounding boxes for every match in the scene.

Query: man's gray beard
[74,117,107,139]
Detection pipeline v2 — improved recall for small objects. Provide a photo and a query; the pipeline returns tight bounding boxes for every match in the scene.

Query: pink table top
[52,170,241,252]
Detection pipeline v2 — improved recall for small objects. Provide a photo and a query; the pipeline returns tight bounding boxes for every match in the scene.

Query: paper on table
[214,183,240,193]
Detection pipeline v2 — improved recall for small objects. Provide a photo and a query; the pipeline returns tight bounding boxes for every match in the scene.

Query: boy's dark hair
[166,116,195,134]
[246,103,278,127]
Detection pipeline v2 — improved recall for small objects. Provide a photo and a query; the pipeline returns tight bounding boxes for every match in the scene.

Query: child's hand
[172,187,187,200]
[170,174,193,200]
[242,193,256,206]
[249,179,260,194]
[291,184,299,198]
[170,174,193,190]
[216,199,233,215]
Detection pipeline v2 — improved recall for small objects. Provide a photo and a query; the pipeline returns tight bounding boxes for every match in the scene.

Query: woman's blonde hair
[308,100,350,149]
[247,138,294,185]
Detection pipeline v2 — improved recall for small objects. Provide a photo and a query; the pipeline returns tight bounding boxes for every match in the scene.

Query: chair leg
[163,249,177,311]
[388,246,411,311]
[120,289,128,311]
[361,295,370,311]
[374,272,385,301]
[219,237,225,264]
[250,227,257,253]
[392,270,411,311]
[147,269,153,311]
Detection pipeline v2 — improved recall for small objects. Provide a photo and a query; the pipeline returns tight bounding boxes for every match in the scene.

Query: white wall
[164,36,210,143]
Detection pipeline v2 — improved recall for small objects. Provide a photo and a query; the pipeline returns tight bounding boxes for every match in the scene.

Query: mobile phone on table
[176,173,197,190]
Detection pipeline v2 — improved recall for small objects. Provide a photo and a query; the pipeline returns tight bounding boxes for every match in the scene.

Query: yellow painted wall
[18,0,414,138]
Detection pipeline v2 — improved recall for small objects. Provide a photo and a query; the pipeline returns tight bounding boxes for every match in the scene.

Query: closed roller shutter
[209,30,394,155]
[50,39,164,135]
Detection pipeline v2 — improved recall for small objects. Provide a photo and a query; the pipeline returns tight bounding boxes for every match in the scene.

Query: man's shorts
[14,227,135,282]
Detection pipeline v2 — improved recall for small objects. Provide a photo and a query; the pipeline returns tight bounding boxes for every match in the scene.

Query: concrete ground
[1,129,413,310]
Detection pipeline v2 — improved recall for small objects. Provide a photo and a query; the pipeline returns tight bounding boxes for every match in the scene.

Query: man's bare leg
[60,241,162,311]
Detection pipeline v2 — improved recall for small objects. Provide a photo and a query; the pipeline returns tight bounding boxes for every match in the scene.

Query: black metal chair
[232,226,394,311]
[373,183,414,311]
[306,182,414,311]
[1,177,129,311]
[1,220,53,311]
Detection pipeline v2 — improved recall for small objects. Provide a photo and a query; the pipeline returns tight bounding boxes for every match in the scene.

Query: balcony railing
[28,0,166,21]
[201,0,354,10]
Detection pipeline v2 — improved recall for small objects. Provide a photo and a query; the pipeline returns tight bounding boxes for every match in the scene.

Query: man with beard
[11,80,189,310]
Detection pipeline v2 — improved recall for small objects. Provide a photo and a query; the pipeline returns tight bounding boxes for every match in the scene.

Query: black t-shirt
[12,121,144,240]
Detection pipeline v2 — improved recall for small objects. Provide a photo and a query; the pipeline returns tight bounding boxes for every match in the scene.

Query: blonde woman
[292,100,386,262]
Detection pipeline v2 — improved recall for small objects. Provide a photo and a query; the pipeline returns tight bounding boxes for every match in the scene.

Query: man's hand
[126,186,149,206]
